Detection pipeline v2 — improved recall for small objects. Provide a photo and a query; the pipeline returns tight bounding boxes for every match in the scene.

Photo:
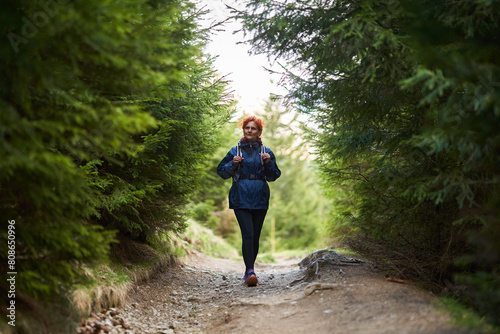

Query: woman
[217,116,281,286]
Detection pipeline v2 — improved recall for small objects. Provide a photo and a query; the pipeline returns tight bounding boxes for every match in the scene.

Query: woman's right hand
[233,156,244,164]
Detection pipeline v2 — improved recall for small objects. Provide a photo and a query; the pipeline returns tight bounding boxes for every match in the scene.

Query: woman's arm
[217,147,240,179]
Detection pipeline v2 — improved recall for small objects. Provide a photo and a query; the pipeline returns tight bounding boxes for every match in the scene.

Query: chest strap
[239,174,266,181]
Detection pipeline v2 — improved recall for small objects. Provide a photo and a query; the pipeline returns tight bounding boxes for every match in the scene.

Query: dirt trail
[83,252,465,334]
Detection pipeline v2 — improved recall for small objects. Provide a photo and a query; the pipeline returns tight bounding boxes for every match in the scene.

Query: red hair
[239,116,265,132]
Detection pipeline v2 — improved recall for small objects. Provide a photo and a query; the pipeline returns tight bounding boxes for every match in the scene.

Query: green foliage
[90,55,232,242]
[0,0,232,330]
[438,297,500,334]
[1,0,164,303]
[234,0,500,326]
[190,200,220,229]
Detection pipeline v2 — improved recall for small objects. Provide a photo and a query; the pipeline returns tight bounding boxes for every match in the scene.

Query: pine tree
[233,0,500,323]
[92,56,233,243]
[0,0,232,331]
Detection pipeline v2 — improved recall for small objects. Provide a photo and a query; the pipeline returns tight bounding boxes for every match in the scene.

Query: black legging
[234,209,267,271]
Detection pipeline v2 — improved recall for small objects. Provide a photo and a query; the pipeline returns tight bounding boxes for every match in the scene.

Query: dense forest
[1,0,499,332]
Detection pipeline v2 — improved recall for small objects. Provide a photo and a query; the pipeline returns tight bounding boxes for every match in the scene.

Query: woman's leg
[234,209,254,271]
[250,209,267,265]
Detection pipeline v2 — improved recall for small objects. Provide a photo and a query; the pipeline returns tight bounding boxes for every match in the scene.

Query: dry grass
[72,264,132,316]
[72,243,178,317]
[72,282,131,315]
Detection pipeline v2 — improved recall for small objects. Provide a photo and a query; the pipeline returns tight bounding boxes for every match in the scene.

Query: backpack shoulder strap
[260,143,267,181]
[260,143,266,166]
[236,141,242,158]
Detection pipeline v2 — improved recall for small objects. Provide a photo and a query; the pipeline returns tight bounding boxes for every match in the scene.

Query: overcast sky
[197,0,286,115]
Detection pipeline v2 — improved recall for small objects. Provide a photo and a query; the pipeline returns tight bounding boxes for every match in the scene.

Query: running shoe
[244,270,258,286]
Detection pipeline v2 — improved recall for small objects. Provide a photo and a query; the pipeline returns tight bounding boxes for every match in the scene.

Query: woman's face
[243,121,261,142]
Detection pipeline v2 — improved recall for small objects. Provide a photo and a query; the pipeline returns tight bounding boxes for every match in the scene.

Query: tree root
[290,249,364,286]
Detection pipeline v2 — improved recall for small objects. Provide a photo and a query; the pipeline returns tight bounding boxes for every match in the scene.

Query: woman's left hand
[261,153,271,164]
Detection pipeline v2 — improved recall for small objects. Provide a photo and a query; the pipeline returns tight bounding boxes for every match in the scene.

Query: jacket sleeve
[263,148,281,182]
[217,147,240,179]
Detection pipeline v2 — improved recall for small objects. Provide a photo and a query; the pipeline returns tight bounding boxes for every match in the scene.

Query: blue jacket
[217,141,281,210]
